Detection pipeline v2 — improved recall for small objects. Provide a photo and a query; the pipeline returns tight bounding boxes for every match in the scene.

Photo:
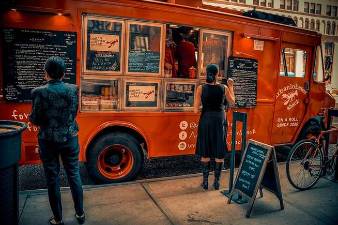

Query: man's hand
[227,78,234,88]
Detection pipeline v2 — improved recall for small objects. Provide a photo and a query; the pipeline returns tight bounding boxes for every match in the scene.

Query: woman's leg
[201,157,210,190]
[213,158,224,190]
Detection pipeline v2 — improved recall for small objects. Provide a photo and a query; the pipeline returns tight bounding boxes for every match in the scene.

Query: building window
[332,6,337,17]
[253,0,259,5]
[299,17,304,28]
[267,0,273,7]
[293,0,299,11]
[239,0,246,3]
[305,19,309,29]
[324,43,334,82]
[286,0,292,10]
[327,5,331,16]
[304,2,309,13]
[315,4,321,15]
[280,0,285,9]
[310,19,315,30]
[322,21,326,33]
[260,0,267,7]
[310,3,315,14]
[327,21,331,35]
[231,0,238,2]
[316,20,320,31]
[332,22,336,35]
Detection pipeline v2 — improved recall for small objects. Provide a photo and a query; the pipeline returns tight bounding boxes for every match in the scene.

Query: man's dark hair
[44,56,66,80]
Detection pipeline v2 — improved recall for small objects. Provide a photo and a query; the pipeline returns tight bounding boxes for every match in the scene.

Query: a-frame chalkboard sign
[227,139,284,218]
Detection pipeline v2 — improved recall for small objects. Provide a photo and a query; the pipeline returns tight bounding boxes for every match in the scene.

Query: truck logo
[276,84,306,111]
[282,90,299,110]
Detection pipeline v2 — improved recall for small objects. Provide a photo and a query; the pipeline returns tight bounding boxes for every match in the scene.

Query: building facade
[204,0,338,100]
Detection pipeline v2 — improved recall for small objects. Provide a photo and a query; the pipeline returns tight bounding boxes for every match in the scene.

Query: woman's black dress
[196,84,227,159]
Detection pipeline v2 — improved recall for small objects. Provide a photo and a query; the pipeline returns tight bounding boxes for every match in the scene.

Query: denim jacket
[29,80,79,143]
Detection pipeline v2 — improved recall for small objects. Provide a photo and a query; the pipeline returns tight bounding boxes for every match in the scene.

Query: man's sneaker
[49,217,64,225]
[75,213,85,224]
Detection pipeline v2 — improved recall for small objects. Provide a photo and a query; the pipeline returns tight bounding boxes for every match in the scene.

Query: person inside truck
[174,26,197,78]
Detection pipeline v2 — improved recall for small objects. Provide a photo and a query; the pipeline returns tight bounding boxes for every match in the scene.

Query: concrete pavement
[19,163,338,225]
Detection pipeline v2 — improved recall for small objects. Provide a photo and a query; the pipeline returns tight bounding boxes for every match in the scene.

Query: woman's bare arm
[194,85,202,113]
[224,78,235,106]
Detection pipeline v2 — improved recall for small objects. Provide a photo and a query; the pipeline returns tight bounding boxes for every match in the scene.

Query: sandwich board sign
[227,139,284,218]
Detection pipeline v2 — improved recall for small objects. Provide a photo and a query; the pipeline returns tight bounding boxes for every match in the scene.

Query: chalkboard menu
[234,142,268,198]
[2,29,76,102]
[227,56,258,107]
[127,23,161,74]
[228,139,284,218]
[86,18,122,72]
[128,51,160,73]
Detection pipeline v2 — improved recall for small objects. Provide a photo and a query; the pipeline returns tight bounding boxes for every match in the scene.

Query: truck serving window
[164,25,199,79]
[280,48,307,77]
[126,21,163,75]
[84,16,124,73]
[200,30,232,80]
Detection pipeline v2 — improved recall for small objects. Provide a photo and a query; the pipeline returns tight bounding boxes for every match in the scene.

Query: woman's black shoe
[201,161,210,190]
[213,162,223,190]
[75,213,86,224]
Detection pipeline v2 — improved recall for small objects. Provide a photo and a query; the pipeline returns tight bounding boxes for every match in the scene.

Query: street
[19,155,202,191]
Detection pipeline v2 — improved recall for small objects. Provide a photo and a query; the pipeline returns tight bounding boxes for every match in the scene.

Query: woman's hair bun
[206,64,218,83]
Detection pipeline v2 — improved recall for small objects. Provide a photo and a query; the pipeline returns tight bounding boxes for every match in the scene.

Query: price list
[2,29,76,102]
[234,143,268,198]
[228,57,257,107]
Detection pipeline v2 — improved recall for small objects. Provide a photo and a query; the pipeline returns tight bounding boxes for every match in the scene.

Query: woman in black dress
[194,64,235,190]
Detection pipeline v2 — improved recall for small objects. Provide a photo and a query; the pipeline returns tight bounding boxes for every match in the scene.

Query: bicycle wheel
[286,140,323,190]
[326,144,338,176]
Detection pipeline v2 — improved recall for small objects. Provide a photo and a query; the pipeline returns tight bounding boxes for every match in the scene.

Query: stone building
[204,0,338,102]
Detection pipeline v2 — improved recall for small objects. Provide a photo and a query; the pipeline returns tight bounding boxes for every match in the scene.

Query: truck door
[271,43,311,144]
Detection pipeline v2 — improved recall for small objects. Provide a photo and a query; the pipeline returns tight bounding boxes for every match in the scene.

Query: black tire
[86,132,143,184]
[286,140,323,190]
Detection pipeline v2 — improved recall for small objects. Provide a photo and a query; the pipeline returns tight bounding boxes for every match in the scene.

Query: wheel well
[86,126,147,161]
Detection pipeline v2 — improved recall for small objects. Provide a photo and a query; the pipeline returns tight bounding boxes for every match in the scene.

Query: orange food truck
[0,0,335,183]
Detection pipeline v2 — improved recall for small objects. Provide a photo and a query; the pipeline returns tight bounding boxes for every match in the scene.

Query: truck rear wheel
[86,132,143,183]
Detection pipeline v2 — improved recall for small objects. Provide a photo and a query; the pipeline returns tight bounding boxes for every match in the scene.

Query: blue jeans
[38,136,84,221]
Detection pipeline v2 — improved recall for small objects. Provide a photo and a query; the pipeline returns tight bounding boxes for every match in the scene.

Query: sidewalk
[19,164,338,225]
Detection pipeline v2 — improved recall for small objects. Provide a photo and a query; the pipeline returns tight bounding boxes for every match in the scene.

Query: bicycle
[286,108,338,191]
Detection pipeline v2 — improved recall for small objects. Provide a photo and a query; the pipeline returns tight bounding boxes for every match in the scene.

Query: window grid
[304,2,309,13]
[293,0,299,11]
[260,0,267,7]
[286,0,292,10]
[332,6,337,17]
[315,4,321,15]
[267,0,273,8]
[310,3,315,14]
[327,5,331,16]
[280,0,285,9]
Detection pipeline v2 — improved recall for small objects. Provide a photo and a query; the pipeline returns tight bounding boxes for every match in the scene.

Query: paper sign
[254,40,264,51]
[90,34,119,52]
[128,85,155,102]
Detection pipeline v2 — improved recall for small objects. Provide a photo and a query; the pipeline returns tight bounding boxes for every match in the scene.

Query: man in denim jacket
[29,56,85,225]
